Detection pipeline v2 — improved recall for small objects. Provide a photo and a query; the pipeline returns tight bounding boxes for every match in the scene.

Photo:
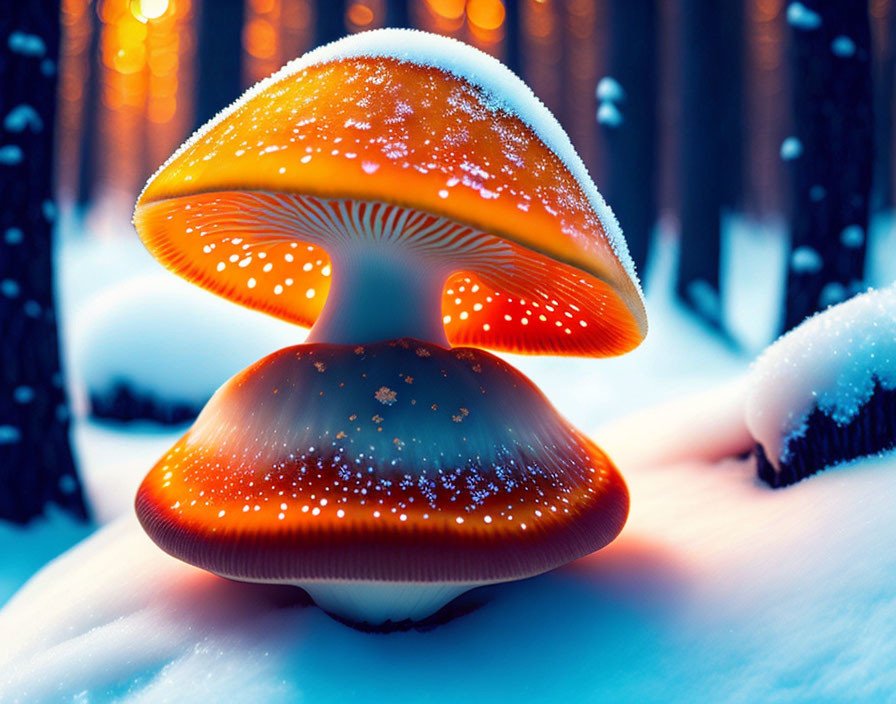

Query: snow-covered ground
[1,211,894,701]
[3,409,895,703]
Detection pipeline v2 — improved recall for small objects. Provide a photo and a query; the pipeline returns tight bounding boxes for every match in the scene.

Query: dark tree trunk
[503,0,523,78]
[75,1,100,208]
[386,0,412,28]
[1,2,89,523]
[676,0,725,328]
[316,0,346,47]
[600,0,658,275]
[783,0,873,332]
[872,5,895,210]
[195,0,245,129]
[718,0,746,210]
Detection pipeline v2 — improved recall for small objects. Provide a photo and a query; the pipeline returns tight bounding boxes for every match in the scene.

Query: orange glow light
[427,0,465,20]
[348,3,375,27]
[467,0,505,31]
[245,18,277,59]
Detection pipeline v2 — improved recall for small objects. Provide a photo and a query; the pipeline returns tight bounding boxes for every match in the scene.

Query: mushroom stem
[307,245,450,346]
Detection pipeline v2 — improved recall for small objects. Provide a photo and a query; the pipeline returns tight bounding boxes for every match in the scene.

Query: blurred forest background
[2,0,895,523]
[48,0,896,326]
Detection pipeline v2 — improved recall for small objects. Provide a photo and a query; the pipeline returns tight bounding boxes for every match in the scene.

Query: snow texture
[69,274,305,414]
[745,283,896,467]
[786,2,822,30]
[3,431,896,702]
[594,377,753,469]
[0,509,93,609]
[142,29,641,301]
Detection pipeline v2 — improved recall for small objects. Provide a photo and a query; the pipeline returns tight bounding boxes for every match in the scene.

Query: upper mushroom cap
[134,29,646,357]
[135,339,629,584]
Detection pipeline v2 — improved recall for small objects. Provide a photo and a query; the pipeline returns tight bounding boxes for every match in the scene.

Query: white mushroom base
[297,581,486,625]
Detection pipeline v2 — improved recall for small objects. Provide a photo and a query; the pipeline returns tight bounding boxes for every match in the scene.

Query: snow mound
[594,377,753,469]
[5,446,896,702]
[69,275,304,421]
[745,284,896,468]
[145,29,640,300]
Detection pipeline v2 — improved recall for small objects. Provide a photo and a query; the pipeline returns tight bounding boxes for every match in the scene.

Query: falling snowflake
[374,386,397,405]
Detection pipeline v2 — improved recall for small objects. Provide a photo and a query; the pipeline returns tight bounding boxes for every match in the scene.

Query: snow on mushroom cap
[134,29,646,357]
[135,339,629,584]
[746,284,896,468]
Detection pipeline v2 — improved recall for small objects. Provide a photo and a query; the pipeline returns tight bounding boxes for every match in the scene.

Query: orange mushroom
[134,29,646,624]
[137,340,628,623]
[135,30,646,355]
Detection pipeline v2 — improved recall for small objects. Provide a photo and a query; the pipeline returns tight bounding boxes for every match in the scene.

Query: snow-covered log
[746,284,896,486]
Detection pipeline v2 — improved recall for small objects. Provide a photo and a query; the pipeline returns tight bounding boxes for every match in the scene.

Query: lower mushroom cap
[136,339,628,618]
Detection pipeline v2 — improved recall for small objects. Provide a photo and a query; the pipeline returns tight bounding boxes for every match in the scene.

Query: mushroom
[134,29,647,624]
[135,29,646,354]
[137,340,630,623]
